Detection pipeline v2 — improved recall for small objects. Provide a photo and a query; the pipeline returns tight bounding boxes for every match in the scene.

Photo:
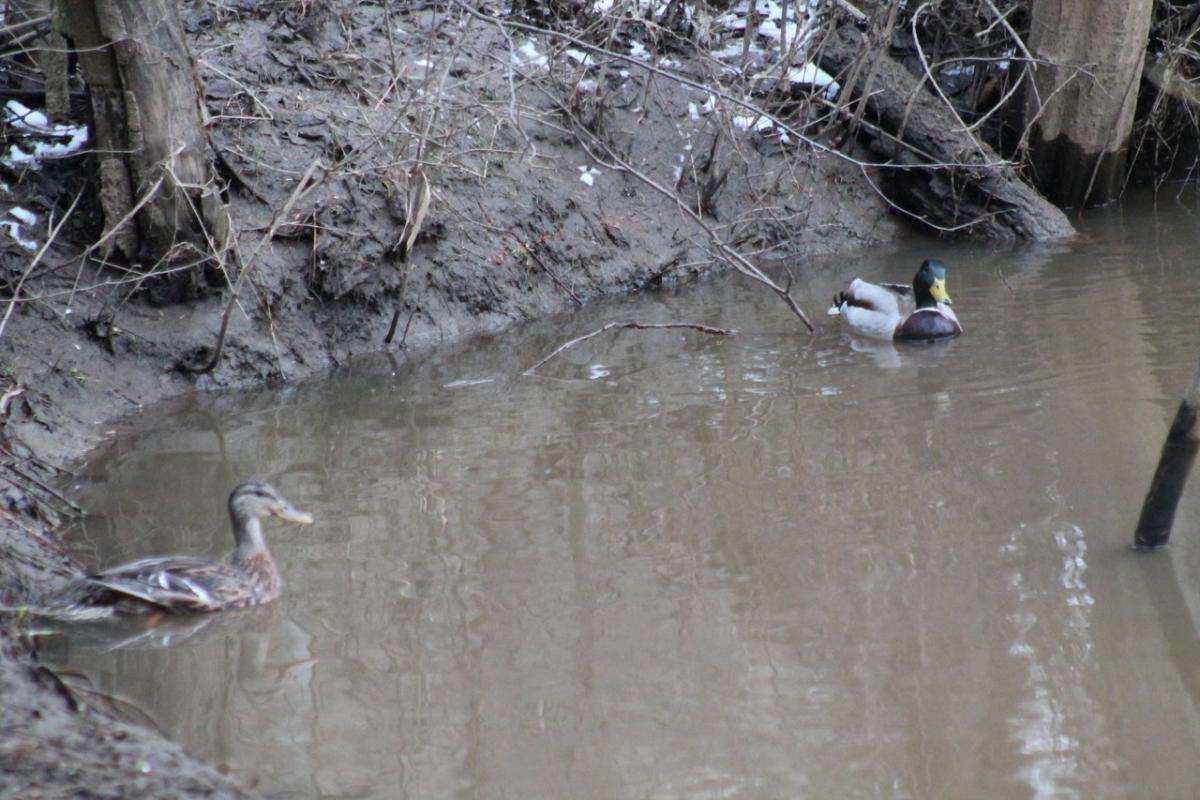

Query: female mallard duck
[830,259,962,341]
[51,480,312,618]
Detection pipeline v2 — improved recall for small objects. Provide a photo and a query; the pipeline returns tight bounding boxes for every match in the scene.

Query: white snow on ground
[733,113,776,133]
[587,0,824,74]
[0,206,38,252]
[673,123,696,183]
[8,206,36,226]
[578,165,601,186]
[3,99,89,168]
[512,39,548,69]
[712,0,823,51]
[0,101,90,251]
[564,48,594,67]
[0,220,37,252]
[709,0,836,104]
[787,62,839,98]
[580,0,838,141]
[788,62,834,88]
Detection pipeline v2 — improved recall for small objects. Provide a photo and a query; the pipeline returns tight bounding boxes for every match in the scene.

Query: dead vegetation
[0,1,1196,370]
[0,0,1067,369]
[1133,2,1200,186]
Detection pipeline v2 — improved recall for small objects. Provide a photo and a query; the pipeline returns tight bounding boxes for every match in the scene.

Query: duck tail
[828,291,847,316]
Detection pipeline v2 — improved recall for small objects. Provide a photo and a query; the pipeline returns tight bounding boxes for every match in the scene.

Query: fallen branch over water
[523,321,734,376]
[816,23,1074,239]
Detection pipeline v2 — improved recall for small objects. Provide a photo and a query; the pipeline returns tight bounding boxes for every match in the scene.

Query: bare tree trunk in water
[56,0,227,296]
[1134,362,1200,550]
[1024,0,1153,209]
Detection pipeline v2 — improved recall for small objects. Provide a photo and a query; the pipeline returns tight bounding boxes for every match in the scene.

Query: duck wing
[832,279,915,340]
[88,556,238,612]
[877,282,912,298]
[834,279,913,316]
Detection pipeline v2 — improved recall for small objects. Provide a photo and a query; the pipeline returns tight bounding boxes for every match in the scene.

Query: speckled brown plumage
[47,480,312,618]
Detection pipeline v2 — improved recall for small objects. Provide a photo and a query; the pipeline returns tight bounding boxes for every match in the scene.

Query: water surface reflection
[48,192,1200,798]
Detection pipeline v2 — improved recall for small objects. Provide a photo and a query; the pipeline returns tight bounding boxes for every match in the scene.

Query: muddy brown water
[45,194,1200,798]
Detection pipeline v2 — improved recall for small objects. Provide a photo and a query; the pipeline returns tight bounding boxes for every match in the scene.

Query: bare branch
[524,321,734,375]
[0,188,84,343]
[180,159,325,374]
[533,82,817,331]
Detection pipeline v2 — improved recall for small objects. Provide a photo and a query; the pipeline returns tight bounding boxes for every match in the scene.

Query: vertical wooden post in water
[1134,361,1200,549]
[1024,0,1154,209]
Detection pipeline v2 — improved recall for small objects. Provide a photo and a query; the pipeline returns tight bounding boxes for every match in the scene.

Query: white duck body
[836,279,912,340]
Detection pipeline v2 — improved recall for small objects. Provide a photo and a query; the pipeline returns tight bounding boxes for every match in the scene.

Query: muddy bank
[0,2,899,795]
[3,3,898,461]
[0,630,256,799]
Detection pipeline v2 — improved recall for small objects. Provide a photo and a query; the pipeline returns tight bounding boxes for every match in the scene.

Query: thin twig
[518,238,583,305]
[834,0,867,22]
[0,187,84,343]
[180,159,324,374]
[3,462,82,514]
[533,83,816,331]
[195,57,274,121]
[910,2,982,158]
[453,1,991,174]
[979,0,1034,66]
[0,385,23,417]
[523,321,733,375]
[856,163,1006,233]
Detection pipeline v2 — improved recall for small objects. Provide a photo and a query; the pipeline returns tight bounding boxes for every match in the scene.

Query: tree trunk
[57,0,227,295]
[1023,0,1154,209]
[1134,362,1200,550]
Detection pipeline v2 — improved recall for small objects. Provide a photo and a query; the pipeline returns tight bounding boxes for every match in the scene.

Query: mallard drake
[829,259,963,341]
[50,480,312,618]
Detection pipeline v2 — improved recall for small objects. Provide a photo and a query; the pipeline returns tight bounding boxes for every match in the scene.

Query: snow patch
[564,48,594,67]
[3,100,89,169]
[733,113,774,133]
[788,62,839,98]
[512,40,548,69]
[0,207,38,252]
[9,206,37,226]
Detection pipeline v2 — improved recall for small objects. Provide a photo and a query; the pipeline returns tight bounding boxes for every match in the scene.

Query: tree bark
[57,0,227,292]
[1134,362,1200,550]
[1023,0,1154,209]
[817,25,1074,241]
